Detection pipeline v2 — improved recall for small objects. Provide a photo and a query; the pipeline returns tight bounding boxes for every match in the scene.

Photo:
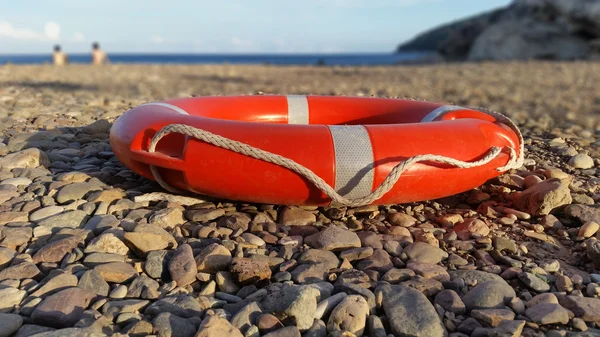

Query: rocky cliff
[397,0,600,61]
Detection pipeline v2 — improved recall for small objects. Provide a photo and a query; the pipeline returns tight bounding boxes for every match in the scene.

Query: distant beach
[0,52,435,66]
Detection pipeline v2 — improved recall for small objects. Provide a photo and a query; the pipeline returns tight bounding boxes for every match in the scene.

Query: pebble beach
[0,62,599,337]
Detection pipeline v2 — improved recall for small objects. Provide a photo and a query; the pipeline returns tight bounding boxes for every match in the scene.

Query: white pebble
[0,177,32,186]
[569,154,594,169]
[579,222,600,238]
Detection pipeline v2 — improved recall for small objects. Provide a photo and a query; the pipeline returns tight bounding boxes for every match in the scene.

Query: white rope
[146,107,525,206]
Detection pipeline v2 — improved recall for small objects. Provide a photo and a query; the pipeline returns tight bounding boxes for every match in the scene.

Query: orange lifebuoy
[109,95,522,206]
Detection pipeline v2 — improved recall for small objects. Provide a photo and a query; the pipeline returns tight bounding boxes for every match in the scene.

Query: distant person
[52,45,68,66]
[91,42,109,65]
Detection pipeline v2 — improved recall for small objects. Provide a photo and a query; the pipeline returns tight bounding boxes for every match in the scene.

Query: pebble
[462,280,516,310]
[525,303,570,325]
[305,225,361,251]
[403,242,448,264]
[569,153,594,169]
[195,243,233,273]
[0,313,23,337]
[327,295,369,336]
[31,287,96,328]
[379,284,446,337]
[168,244,196,287]
[0,287,26,313]
[280,206,316,226]
[579,222,600,238]
[518,272,551,292]
[0,177,31,186]
[109,284,128,298]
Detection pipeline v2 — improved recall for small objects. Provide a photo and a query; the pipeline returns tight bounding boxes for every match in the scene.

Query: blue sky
[0,0,511,54]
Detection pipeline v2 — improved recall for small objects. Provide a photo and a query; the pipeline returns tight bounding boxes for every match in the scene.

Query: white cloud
[0,21,63,41]
[150,35,164,44]
[231,37,254,48]
[44,21,61,40]
[0,21,43,40]
[73,32,85,42]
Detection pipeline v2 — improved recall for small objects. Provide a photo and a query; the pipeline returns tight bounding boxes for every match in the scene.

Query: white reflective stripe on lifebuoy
[328,125,374,200]
[420,105,464,122]
[139,102,190,115]
[286,95,309,124]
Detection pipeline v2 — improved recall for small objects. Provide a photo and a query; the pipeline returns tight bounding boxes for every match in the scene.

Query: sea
[0,52,433,66]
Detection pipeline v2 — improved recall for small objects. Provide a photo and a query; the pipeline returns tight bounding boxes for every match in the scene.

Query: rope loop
[147,107,524,206]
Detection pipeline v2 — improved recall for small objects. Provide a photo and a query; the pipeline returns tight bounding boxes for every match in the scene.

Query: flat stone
[31,287,96,328]
[145,295,204,318]
[56,182,102,204]
[382,268,415,284]
[0,148,50,170]
[514,178,572,216]
[280,207,316,226]
[403,242,450,264]
[259,285,320,331]
[31,272,78,298]
[168,244,196,286]
[449,270,504,284]
[152,312,197,337]
[231,302,262,334]
[196,315,243,337]
[339,247,373,261]
[525,303,570,325]
[0,177,31,186]
[462,280,516,311]
[407,262,450,282]
[218,212,251,231]
[471,309,515,327]
[94,262,139,283]
[124,231,176,257]
[241,233,265,246]
[231,257,272,285]
[0,313,23,337]
[109,284,127,298]
[29,206,65,222]
[0,247,16,268]
[216,271,240,294]
[558,296,600,323]
[102,299,150,318]
[33,236,83,264]
[78,269,110,296]
[492,237,518,254]
[579,222,600,238]
[327,295,369,336]
[0,287,26,313]
[195,243,232,273]
[0,261,41,280]
[388,212,417,227]
[126,275,160,299]
[356,248,393,273]
[0,212,28,225]
[145,250,172,280]
[379,284,447,337]
[147,207,185,230]
[84,232,129,255]
[184,208,225,222]
[565,204,600,225]
[454,218,489,239]
[518,272,551,292]
[263,326,300,337]
[82,252,126,267]
[434,290,466,314]
[37,210,89,230]
[305,225,361,251]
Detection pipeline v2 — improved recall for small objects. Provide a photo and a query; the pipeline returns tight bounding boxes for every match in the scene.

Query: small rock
[0,287,25,313]
[195,243,232,273]
[518,272,550,292]
[257,314,284,334]
[168,244,196,286]
[558,296,600,323]
[378,284,447,337]
[95,262,139,283]
[434,290,466,314]
[327,295,369,336]
[513,178,572,216]
[0,261,41,280]
[280,206,316,226]
[153,312,197,337]
[0,313,23,337]
[404,242,448,264]
[579,222,600,238]
[454,218,489,239]
[263,326,301,337]
[525,303,570,325]
[230,302,262,334]
[31,287,96,328]
[196,315,243,337]
[84,232,129,255]
[0,148,49,170]
[462,280,516,310]
[259,285,320,331]
[109,284,128,298]
[569,154,594,169]
[471,309,515,327]
[388,213,417,227]
[230,258,272,285]
[305,226,361,251]
[29,206,65,222]
[78,269,110,296]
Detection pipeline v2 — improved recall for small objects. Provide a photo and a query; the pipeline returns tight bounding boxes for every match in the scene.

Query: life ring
[109,95,523,206]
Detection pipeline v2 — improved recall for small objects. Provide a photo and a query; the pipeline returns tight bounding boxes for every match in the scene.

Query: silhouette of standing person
[91,42,109,65]
[52,45,68,66]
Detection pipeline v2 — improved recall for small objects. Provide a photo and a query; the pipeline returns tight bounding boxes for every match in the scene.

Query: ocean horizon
[0,52,434,66]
